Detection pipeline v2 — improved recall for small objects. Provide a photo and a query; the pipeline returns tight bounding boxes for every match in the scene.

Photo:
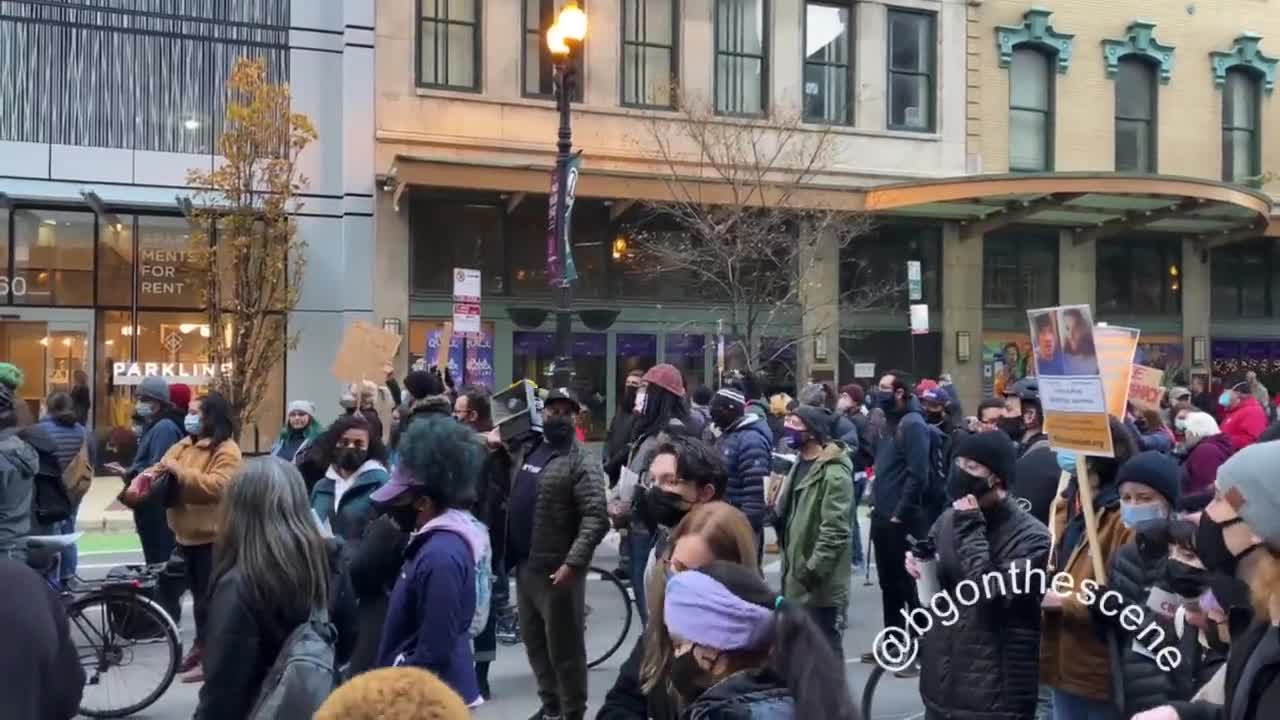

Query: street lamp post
[547,4,586,389]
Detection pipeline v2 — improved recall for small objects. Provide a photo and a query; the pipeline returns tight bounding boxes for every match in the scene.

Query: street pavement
[73,524,924,720]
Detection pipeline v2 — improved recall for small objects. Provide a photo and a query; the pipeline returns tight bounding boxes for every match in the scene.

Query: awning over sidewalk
[865,172,1276,248]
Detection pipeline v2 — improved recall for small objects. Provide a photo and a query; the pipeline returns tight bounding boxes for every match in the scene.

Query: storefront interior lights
[62,338,71,346]
[104,340,114,346]
[39,337,49,346]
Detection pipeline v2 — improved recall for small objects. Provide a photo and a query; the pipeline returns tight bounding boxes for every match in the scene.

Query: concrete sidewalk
[78,476,137,533]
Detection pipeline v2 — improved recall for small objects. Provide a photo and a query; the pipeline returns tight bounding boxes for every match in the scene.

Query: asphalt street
[72,529,925,720]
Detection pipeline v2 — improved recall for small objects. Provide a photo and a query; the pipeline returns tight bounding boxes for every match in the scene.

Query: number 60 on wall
[0,276,28,296]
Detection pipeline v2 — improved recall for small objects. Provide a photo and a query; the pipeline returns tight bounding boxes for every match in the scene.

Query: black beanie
[1116,450,1181,507]
[955,431,1017,487]
[792,405,834,444]
[404,370,444,401]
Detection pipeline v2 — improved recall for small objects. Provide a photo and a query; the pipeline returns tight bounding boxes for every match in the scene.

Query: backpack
[247,608,337,720]
[62,440,93,504]
[18,428,73,526]
[898,421,949,525]
[462,513,493,639]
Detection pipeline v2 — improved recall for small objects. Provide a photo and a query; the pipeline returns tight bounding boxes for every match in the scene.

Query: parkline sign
[112,362,233,386]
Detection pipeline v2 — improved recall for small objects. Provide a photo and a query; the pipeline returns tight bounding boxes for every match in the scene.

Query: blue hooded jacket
[717,413,773,530]
[871,396,930,530]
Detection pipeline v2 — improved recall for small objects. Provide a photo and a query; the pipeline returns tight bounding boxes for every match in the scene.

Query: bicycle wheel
[585,565,634,669]
[69,591,181,718]
[860,664,885,720]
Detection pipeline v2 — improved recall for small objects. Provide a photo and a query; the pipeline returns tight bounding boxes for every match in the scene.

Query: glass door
[0,308,94,426]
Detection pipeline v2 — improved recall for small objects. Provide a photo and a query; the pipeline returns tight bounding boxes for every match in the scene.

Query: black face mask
[926,410,945,424]
[711,409,739,431]
[1195,515,1259,576]
[669,650,715,702]
[336,447,367,472]
[646,487,693,528]
[947,468,994,502]
[878,393,899,415]
[997,417,1025,441]
[623,387,638,412]
[386,503,420,534]
[543,416,575,446]
[1165,559,1209,598]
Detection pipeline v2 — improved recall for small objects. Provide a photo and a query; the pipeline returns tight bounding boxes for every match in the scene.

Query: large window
[1223,69,1261,183]
[887,9,934,132]
[1008,48,1052,171]
[409,196,506,295]
[622,0,677,107]
[983,230,1057,309]
[417,0,480,90]
[714,0,767,116]
[840,223,942,308]
[0,0,288,152]
[524,0,585,99]
[803,2,851,125]
[1115,58,1157,173]
[1097,238,1181,315]
[1211,241,1278,319]
[10,209,95,306]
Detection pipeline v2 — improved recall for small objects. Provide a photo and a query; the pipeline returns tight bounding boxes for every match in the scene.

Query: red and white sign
[452,268,482,335]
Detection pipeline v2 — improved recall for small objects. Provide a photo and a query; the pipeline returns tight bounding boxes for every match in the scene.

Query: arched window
[1115,58,1157,172]
[1009,47,1053,171]
[1223,68,1262,183]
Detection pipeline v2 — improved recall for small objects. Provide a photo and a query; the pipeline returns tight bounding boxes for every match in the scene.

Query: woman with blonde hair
[598,500,758,720]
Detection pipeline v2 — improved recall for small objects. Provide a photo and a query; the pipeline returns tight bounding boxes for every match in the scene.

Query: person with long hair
[310,414,390,549]
[659,561,858,720]
[134,390,243,683]
[273,400,323,464]
[37,391,93,584]
[194,457,332,720]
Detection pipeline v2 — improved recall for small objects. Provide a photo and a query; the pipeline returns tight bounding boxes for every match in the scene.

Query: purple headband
[664,571,775,651]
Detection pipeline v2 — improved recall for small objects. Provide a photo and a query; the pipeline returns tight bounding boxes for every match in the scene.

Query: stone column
[940,222,983,413]
[1181,238,1210,376]
[799,224,841,385]
[1058,230,1096,306]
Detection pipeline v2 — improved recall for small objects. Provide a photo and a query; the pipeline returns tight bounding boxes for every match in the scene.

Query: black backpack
[897,421,949,526]
[16,426,73,526]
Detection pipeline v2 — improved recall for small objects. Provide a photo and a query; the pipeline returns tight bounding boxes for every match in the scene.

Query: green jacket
[780,442,853,608]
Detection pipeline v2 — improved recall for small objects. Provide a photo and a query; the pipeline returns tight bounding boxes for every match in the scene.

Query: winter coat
[36,418,91,473]
[779,442,853,608]
[510,439,609,573]
[871,398,930,531]
[1221,396,1268,450]
[717,414,773,531]
[0,430,38,559]
[0,557,83,720]
[833,414,860,452]
[145,436,243,547]
[846,411,875,472]
[1040,480,1133,702]
[1105,543,1200,716]
[345,516,408,676]
[1181,434,1235,501]
[126,416,184,479]
[597,635,679,720]
[919,498,1050,720]
[1171,622,1280,720]
[375,510,487,704]
[271,430,314,464]
[682,668,795,720]
[604,412,638,486]
[310,460,390,553]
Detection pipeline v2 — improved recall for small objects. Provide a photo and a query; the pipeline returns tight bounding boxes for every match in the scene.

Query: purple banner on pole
[426,330,466,380]
[466,329,495,390]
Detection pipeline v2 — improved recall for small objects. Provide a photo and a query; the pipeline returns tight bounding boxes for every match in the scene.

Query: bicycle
[497,564,635,668]
[27,533,182,718]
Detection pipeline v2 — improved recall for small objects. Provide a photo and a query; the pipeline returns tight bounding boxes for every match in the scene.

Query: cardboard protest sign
[331,320,402,384]
[1129,365,1165,412]
[1027,305,1113,457]
[1094,326,1141,419]
[436,321,454,370]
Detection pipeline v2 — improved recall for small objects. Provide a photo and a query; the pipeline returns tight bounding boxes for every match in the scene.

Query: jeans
[807,605,844,657]
[851,474,867,566]
[628,529,655,625]
[57,511,79,581]
[182,543,214,643]
[1036,685,1055,720]
[1051,689,1117,720]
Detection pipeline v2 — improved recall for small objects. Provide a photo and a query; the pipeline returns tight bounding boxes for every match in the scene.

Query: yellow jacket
[146,437,242,546]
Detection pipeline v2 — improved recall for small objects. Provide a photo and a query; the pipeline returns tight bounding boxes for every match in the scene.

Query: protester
[1040,418,1139,720]
[1189,377,1217,417]
[371,415,489,707]
[1180,412,1235,510]
[709,388,771,557]
[920,387,956,436]
[639,436,729,591]
[453,385,492,432]
[689,385,713,434]
[605,370,645,589]
[767,393,792,447]
[866,370,928,670]
[798,382,859,449]
[1219,376,1268,450]
[1134,407,1176,454]
[402,370,453,425]
[37,391,93,583]
[839,383,874,568]
[1002,379,1059,527]
[71,368,91,425]
[314,667,471,720]
[1136,440,1280,720]
[598,500,755,720]
[169,382,193,427]
[507,388,609,720]
[913,430,1050,720]
[194,458,335,720]
[1169,386,1194,415]
[975,398,1006,433]
[128,390,243,683]
[113,375,184,566]
[311,414,390,549]
[0,556,84,720]
[1246,371,1272,420]
[660,561,858,720]
[273,400,322,463]
[0,382,38,562]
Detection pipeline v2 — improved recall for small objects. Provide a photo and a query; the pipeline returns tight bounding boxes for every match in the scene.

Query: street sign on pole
[453,267,482,335]
[907,260,922,302]
[910,304,929,335]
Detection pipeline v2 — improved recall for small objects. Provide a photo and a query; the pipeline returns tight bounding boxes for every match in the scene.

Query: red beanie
[169,383,193,410]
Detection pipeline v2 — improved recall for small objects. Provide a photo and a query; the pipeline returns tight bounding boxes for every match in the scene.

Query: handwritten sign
[1095,326,1141,419]
[1129,364,1165,412]
[331,321,401,384]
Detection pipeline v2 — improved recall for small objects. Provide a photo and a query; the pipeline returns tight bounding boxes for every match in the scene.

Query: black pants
[807,605,844,658]
[870,516,918,634]
[518,562,588,720]
[182,543,214,643]
[133,497,175,566]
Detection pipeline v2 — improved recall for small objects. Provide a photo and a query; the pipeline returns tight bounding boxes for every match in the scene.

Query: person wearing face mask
[1180,412,1235,511]
[605,370,645,488]
[1218,376,1267,451]
[1002,379,1059,527]
[109,376,185,568]
[311,415,390,551]
[503,388,609,720]
[1040,418,1139,720]
[840,383,874,569]
[911,430,1051,720]
[1135,440,1280,720]
[370,416,491,707]
[659,561,858,720]
[272,400,322,464]
[710,388,774,558]
[774,405,853,655]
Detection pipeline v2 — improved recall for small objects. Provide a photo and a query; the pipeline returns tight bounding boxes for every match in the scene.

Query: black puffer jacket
[1172,622,1280,720]
[510,439,609,573]
[919,498,1051,720]
[683,668,794,720]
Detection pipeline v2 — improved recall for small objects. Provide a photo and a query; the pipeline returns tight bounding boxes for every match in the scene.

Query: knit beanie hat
[0,363,23,390]
[1116,450,1182,508]
[955,431,1016,487]
[169,383,193,412]
[1215,440,1280,548]
[792,405,833,444]
[288,400,317,418]
[137,375,170,405]
[404,370,444,401]
[313,666,470,720]
[712,388,746,413]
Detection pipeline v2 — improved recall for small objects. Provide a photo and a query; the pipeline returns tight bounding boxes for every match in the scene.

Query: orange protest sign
[436,321,454,370]
[1094,326,1141,419]
[331,321,402,384]
[1044,411,1114,456]
[1129,365,1166,412]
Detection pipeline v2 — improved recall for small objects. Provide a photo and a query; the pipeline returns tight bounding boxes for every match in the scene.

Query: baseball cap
[370,463,425,505]
[920,388,947,405]
[915,379,939,398]
[544,387,581,412]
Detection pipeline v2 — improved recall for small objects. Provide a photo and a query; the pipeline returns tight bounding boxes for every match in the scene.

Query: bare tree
[184,57,316,431]
[621,94,893,379]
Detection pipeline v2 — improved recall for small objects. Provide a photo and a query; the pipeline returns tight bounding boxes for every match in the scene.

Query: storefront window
[983,230,1057,309]
[1212,241,1272,319]
[138,216,202,308]
[512,331,607,439]
[507,199,608,299]
[840,223,941,308]
[0,320,89,419]
[616,333,656,405]
[409,319,497,391]
[1097,237,1180,315]
[98,219,133,306]
[12,209,94,306]
[665,333,707,393]
[409,198,506,295]
[96,310,134,431]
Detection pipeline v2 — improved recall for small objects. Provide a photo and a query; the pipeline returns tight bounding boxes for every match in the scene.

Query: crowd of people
[6,352,1280,720]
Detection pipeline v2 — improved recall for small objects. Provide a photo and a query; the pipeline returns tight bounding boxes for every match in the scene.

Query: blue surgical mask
[184,414,202,435]
[1120,501,1167,530]
[1056,450,1078,476]
[1174,418,1187,432]
[1218,392,1233,408]
[134,402,154,419]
